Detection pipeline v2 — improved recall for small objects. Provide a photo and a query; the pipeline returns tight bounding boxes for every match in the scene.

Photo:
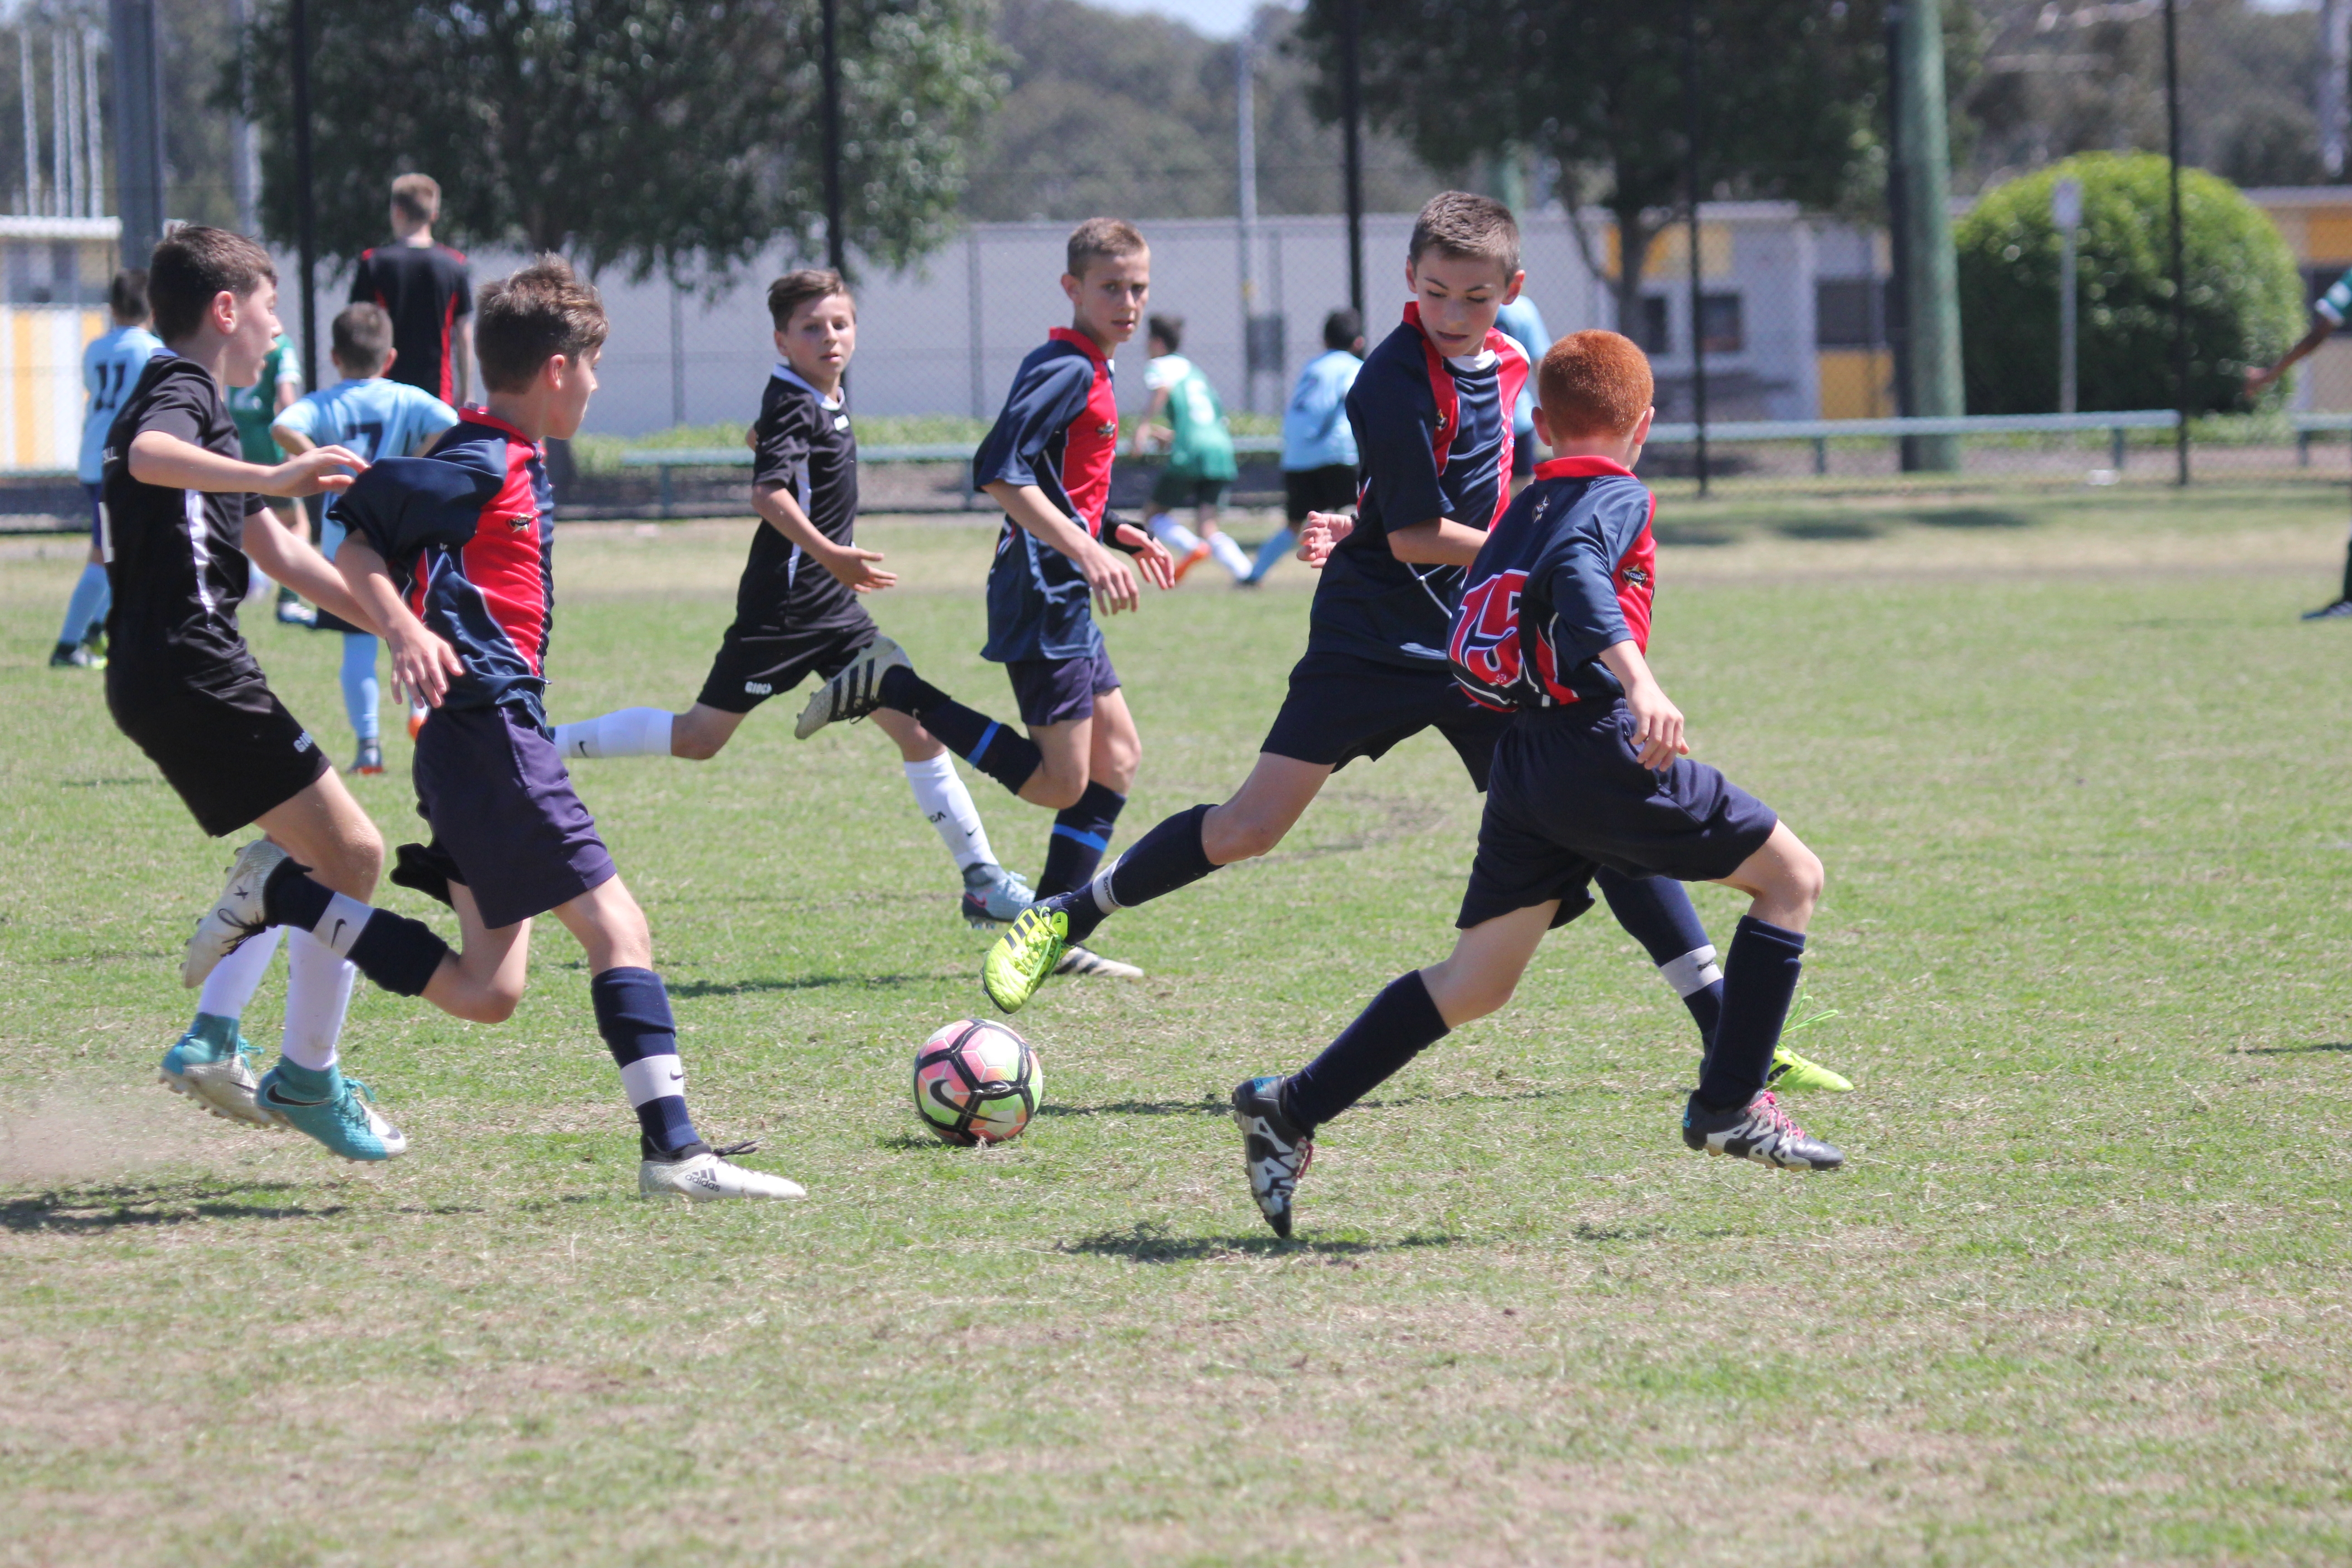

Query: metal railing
[1643,410,2183,476]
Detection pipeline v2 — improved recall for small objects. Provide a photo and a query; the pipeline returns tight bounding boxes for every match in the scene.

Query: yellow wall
[1818,349,1896,419]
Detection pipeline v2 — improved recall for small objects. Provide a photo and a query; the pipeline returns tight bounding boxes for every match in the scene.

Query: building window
[1699,293,1744,354]
[1815,278,1892,348]
[1634,295,1671,354]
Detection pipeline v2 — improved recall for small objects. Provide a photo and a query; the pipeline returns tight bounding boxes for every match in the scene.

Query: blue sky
[1082,0,1279,40]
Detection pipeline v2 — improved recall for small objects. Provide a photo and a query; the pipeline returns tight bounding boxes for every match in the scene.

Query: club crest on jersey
[1095,421,1116,438]
[1621,564,1650,587]
[504,512,534,532]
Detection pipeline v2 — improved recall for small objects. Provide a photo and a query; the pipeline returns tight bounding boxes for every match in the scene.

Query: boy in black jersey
[349,173,473,406]
[1230,331,1844,1237]
[100,227,386,1138]
[552,270,1032,929]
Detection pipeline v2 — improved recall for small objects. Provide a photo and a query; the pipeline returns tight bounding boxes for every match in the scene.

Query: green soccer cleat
[252,1061,408,1162]
[158,1013,273,1127]
[1766,1045,1853,1094]
[982,903,1068,1014]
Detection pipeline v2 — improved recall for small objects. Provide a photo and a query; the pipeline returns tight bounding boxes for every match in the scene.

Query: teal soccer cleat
[158,1013,273,1127]
[252,1061,408,1162]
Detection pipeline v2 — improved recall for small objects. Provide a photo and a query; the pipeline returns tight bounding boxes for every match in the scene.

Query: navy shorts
[1004,645,1121,727]
[401,703,617,930]
[83,481,103,549]
[1457,701,1779,931]
[1150,472,1231,512]
[1283,465,1358,525]
[695,608,877,714]
[1260,649,1514,789]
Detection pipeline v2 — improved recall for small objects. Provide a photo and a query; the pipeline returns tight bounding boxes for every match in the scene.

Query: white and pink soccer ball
[911,1019,1043,1146]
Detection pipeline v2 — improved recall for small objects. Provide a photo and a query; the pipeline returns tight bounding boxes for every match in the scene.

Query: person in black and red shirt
[1228,330,1847,1236]
[349,173,473,406]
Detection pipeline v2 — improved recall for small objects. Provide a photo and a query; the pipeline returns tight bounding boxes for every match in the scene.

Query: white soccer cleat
[1055,945,1142,980]
[638,1145,807,1202]
[182,840,287,989]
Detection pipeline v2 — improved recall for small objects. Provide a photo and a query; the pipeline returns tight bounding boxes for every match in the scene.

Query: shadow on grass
[669,970,959,999]
[2240,1042,2352,1055]
[1062,1222,1461,1263]
[1653,522,1739,548]
[2,1180,345,1233]
[1034,1096,1228,1119]
[1915,507,2033,530]
[1773,518,1883,541]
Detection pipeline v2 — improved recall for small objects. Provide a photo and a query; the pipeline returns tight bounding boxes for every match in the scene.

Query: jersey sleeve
[750,391,813,490]
[135,372,214,447]
[972,355,1091,491]
[273,392,325,445]
[348,254,375,305]
[2319,267,2352,326]
[1349,365,1445,535]
[337,454,502,566]
[1537,485,1648,660]
[406,389,462,451]
[275,344,304,391]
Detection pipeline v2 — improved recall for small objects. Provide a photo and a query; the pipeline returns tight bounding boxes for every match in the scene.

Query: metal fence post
[2164,0,2190,486]
[1684,0,1709,497]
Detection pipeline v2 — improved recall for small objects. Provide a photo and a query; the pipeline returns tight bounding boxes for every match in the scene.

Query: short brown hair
[391,172,441,225]
[1147,314,1182,351]
[475,255,608,393]
[108,268,149,323]
[331,302,394,374]
[148,226,275,342]
[1538,330,1654,440]
[1066,217,1146,279]
[767,268,852,330]
[1409,191,1520,279]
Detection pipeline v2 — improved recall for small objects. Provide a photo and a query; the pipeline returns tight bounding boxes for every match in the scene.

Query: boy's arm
[1347,368,1479,565]
[1387,516,1491,567]
[451,323,474,407]
[981,481,1175,612]
[1596,641,1685,769]
[128,429,365,499]
[271,424,314,456]
[752,480,896,592]
[1131,387,1172,455]
[335,537,465,706]
[241,507,375,630]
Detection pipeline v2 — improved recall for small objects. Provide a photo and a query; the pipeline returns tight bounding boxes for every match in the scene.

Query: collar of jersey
[1535,455,1637,479]
[1048,326,1110,368]
[1402,301,1499,370]
[457,407,540,448]
[770,362,844,411]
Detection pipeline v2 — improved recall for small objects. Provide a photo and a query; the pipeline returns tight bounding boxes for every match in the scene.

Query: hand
[744,423,760,452]
[1297,509,1354,568]
[1622,676,1688,770]
[386,618,466,709]
[268,445,368,498]
[822,543,897,593]
[2244,364,2280,397]
[1077,538,1144,615]
[1114,522,1176,591]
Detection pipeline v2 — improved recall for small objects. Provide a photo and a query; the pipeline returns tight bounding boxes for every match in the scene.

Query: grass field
[5,483,2352,1566]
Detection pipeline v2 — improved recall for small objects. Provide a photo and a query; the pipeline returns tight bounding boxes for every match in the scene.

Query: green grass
[5,484,2352,1564]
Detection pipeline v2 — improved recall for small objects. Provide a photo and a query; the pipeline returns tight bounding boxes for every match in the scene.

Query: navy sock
[880,666,1040,796]
[1282,970,1450,1132]
[590,966,702,1159]
[1037,781,1127,900]
[1056,803,1217,943]
[1696,915,1807,1111]
[1594,868,1722,1050]
[261,860,447,997]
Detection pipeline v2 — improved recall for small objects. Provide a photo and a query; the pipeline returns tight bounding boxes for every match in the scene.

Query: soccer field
[5,485,2352,1565]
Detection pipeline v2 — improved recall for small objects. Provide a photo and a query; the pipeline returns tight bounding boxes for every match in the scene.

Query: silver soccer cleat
[639,1143,807,1202]
[794,636,912,740]
[182,840,287,989]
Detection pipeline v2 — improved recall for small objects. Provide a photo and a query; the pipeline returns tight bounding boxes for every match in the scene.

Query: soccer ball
[912,1019,1043,1146]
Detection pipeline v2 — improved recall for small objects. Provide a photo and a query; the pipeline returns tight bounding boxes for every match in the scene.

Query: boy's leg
[161,924,286,1124]
[799,640,1046,798]
[554,705,690,760]
[1200,502,1253,579]
[872,708,1031,929]
[53,543,110,665]
[340,632,382,771]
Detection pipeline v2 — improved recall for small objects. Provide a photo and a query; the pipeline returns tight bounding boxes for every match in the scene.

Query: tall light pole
[2164,0,2190,486]
[107,0,167,264]
[290,0,319,391]
[1893,0,1962,470]
[1340,0,1364,324]
[822,0,846,275]
[1684,0,1709,496]
[2053,176,2081,416]
[1236,31,1261,411]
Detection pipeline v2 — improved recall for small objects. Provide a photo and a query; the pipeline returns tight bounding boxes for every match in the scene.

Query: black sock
[1036,781,1127,900]
[591,966,702,1159]
[1282,970,1450,1132]
[1695,915,1807,1111]
[880,665,1040,796]
[261,859,449,997]
[1594,867,1722,1050]
[1055,803,1218,943]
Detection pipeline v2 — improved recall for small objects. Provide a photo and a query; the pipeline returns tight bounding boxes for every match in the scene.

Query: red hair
[1539,330,1653,439]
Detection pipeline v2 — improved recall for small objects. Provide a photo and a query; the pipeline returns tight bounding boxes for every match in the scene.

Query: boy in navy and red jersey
[181,257,803,1204]
[1229,330,1846,1236]
[976,196,1847,1109]
[349,173,473,406]
[799,217,1175,983]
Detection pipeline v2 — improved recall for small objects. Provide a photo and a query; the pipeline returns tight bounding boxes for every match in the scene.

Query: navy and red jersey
[338,412,558,725]
[1447,456,1657,712]
[350,242,473,403]
[971,327,1120,662]
[1310,302,1529,670]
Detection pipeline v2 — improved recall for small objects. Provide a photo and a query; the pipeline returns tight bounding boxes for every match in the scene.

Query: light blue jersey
[275,376,459,548]
[78,324,165,483]
[1492,295,1550,439]
[1281,348,1362,472]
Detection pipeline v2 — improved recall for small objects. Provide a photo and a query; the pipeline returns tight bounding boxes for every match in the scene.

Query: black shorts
[1004,645,1121,727]
[1283,465,1358,525]
[1457,702,1779,931]
[1260,649,1513,789]
[83,481,103,549]
[111,677,330,838]
[402,703,617,930]
[694,608,878,714]
[1151,472,1231,512]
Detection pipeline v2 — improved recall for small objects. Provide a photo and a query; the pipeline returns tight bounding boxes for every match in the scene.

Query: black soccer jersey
[99,353,270,704]
[738,365,863,634]
[350,242,473,403]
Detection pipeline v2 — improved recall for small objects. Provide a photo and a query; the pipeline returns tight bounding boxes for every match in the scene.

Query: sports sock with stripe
[552,706,674,760]
[56,561,109,646]
[1594,868,1723,1047]
[279,929,358,1072]
[1036,781,1126,899]
[196,922,285,1020]
[1281,970,1450,1132]
[903,753,996,871]
[590,966,702,1158]
[878,666,1041,796]
[1696,916,1807,1111]
[261,861,451,998]
[339,633,381,743]
[1056,802,1216,943]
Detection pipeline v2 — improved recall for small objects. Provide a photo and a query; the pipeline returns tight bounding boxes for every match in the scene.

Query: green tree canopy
[1955,152,2303,415]
[227,0,1004,279]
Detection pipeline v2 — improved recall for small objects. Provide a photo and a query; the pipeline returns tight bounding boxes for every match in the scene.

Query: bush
[1955,152,2303,415]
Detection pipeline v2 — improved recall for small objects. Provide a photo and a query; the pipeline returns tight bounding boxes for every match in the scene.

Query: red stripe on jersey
[1047,327,1118,534]
[439,294,458,402]
[456,428,549,675]
[1616,493,1658,655]
[1403,303,1530,530]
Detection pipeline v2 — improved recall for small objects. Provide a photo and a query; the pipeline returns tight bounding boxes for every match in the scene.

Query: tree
[225,0,1004,280]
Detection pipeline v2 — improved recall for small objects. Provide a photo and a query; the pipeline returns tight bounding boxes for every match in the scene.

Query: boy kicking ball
[551,270,1033,930]
[183,257,801,1202]
[1231,330,1842,1237]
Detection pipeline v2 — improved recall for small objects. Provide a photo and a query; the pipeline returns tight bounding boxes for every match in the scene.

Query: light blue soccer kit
[57,325,164,648]
[274,377,460,745]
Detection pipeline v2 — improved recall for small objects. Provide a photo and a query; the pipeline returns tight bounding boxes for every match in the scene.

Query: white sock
[1658,944,1723,998]
[553,707,675,760]
[905,753,996,870]
[280,929,357,1072]
[196,925,284,1019]
[1150,514,1203,554]
[1207,530,1253,579]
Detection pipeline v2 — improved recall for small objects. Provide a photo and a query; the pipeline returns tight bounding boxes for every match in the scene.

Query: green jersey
[225,335,302,464]
[1147,354,1237,481]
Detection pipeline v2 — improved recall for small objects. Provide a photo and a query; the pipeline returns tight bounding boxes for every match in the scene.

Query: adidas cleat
[639,1142,805,1202]
[1681,1090,1842,1171]
[253,1063,407,1161]
[2303,599,2352,621]
[1056,945,1141,980]
[1231,1076,1313,1237]
[961,861,1034,931]
[795,636,911,740]
[183,840,286,989]
[158,1014,272,1127]
[983,903,1068,1013]
[1766,1045,1853,1095]
[350,738,385,776]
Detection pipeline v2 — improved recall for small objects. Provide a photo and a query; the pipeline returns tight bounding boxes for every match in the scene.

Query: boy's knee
[465,984,523,1025]
[1203,808,1281,864]
[671,735,720,762]
[1782,843,1826,909]
[1425,965,1513,1025]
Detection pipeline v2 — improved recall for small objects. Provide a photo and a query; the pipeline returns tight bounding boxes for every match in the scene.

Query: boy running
[1231,330,1844,1235]
[794,219,1176,982]
[1135,314,1249,583]
[223,325,312,626]
[181,257,802,1202]
[980,195,1848,1101]
[1249,307,1363,588]
[270,301,461,776]
[52,268,161,669]
[550,270,1032,929]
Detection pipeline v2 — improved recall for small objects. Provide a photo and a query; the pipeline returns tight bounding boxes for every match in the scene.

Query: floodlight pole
[1340,0,1364,324]
[107,0,167,265]
[289,0,318,391]
[2163,0,2189,486]
[2053,176,2081,416]
[822,0,846,275]
[1684,0,1709,497]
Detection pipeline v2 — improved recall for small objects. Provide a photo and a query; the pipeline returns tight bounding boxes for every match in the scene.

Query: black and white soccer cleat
[1232,1075,1313,1237]
[1681,1089,1843,1171]
[794,636,912,740]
